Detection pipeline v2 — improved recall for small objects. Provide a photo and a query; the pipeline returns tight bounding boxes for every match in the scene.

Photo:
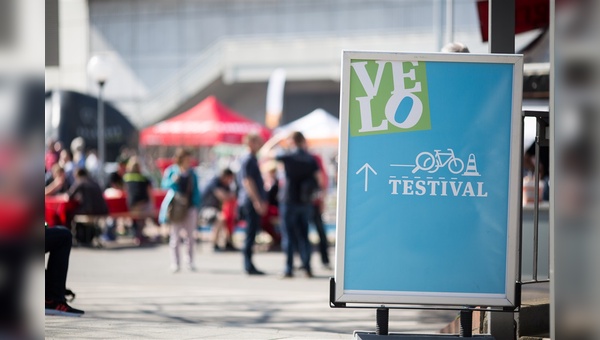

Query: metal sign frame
[335,51,523,307]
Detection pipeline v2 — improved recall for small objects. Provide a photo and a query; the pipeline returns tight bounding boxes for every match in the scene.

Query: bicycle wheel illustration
[448,157,465,174]
[412,152,435,173]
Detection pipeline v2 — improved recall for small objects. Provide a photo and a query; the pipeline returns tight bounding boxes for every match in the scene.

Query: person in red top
[200,168,236,251]
[45,139,62,172]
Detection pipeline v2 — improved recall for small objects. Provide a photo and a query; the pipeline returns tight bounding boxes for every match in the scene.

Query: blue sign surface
[336,52,523,307]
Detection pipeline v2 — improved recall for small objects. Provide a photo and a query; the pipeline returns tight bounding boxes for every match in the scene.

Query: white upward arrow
[356,163,377,192]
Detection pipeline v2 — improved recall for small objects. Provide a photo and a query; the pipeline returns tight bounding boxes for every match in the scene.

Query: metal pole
[433,0,444,51]
[460,309,473,337]
[517,114,525,285]
[532,119,541,281]
[97,81,105,187]
[446,0,454,44]
[376,308,389,335]
[489,0,515,54]
[488,2,516,339]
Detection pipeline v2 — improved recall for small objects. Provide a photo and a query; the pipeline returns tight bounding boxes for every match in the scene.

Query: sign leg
[460,309,473,337]
[376,308,389,335]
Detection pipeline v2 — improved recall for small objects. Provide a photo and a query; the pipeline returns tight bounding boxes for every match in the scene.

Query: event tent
[139,96,271,146]
[259,108,339,156]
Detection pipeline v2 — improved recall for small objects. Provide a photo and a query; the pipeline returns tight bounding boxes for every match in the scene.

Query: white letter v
[351,61,387,98]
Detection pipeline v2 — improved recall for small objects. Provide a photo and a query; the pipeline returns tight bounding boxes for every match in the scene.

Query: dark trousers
[241,202,260,272]
[280,203,311,275]
[311,204,330,265]
[0,241,27,328]
[45,226,72,302]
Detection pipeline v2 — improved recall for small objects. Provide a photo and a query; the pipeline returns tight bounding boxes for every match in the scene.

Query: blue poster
[336,52,522,307]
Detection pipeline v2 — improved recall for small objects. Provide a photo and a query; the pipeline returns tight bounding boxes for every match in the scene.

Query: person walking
[237,133,267,275]
[159,148,201,273]
[123,156,154,244]
[276,131,321,278]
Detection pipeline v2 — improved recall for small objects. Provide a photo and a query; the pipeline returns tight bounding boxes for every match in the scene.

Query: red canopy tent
[139,96,271,146]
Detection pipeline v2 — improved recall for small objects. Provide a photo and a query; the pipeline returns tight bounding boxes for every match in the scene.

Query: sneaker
[170,264,180,273]
[45,300,84,317]
[246,268,265,275]
[224,242,238,251]
[301,268,314,278]
[279,272,294,279]
[187,263,196,272]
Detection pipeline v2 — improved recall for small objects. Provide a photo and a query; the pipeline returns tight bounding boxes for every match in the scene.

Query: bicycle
[412,148,464,174]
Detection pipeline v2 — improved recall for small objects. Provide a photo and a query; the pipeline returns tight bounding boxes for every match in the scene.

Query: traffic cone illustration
[462,153,480,176]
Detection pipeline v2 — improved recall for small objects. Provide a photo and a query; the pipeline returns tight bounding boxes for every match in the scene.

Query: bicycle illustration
[412,148,464,174]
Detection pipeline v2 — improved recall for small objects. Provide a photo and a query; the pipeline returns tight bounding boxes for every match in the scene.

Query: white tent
[262,108,339,153]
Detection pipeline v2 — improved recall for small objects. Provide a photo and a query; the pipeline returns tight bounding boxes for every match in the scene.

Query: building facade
[46,0,535,128]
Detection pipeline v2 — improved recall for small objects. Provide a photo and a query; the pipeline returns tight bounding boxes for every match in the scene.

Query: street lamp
[87,55,111,186]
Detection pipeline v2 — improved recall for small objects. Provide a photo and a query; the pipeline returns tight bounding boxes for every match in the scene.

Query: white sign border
[334,51,524,307]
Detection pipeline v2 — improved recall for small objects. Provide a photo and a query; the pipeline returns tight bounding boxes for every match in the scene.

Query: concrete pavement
[45,238,456,339]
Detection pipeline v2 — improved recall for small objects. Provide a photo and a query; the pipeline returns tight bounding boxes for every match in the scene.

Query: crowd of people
[45,131,333,316]
[158,131,332,277]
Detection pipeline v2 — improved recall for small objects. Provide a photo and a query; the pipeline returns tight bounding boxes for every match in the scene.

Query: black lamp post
[87,55,111,186]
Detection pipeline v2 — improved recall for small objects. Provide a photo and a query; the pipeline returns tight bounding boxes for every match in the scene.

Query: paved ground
[44,238,457,339]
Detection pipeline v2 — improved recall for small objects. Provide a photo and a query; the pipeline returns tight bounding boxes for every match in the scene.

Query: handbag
[167,172,193,223]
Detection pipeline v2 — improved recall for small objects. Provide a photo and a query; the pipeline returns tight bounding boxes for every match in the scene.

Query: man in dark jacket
[68,168,108,216]
[276,131,321,278]
[66,168,108,244]
[237,133,268,275]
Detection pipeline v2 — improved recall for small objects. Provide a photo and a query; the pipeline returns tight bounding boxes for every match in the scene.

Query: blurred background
[0,0,591,338]
[44,0,547,129]
[43,0,551,200]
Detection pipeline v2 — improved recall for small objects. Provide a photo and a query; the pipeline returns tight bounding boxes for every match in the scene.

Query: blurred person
[237,133,268,275]
[44,164,71,196]
[523,141,550,201]
[261,162,281,251]
[310,154,330,269]
[106,157,128,191]
[44,139,56,171]
[104,171,125,196]
[441,42,470,53]
[70,137,86,170]
[66,168,109,245]
[0,0,46,331]
[45,139,62,172]
[221,194,239,251]
[45,224,84,317]
[58,149,75,183]
[0,141,40,333]
[101,172,125,243]
[275,131,321,278]
[67,167,108,217]
[159,148,201,273]
[85,150,99,180]
[201,168,236,252]
[117,147,134,163]
[124,156,154,244]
